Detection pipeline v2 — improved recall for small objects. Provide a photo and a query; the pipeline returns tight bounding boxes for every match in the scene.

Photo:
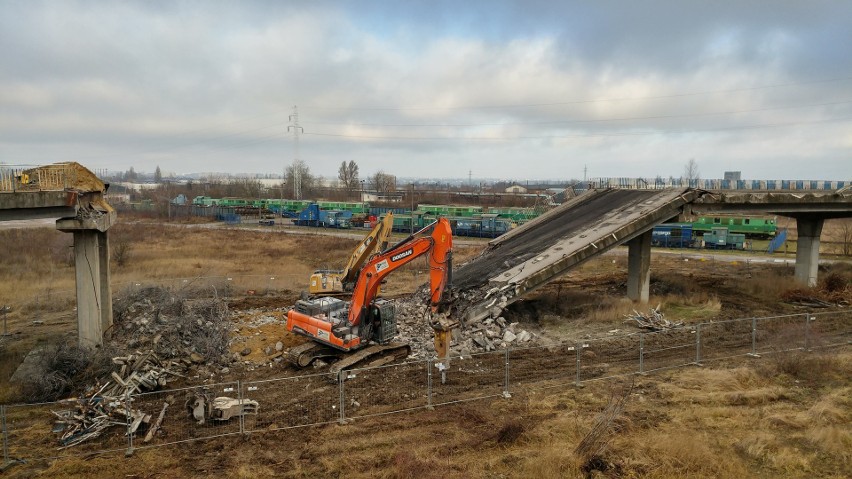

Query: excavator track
[287,342,341,368]
[287,341,412,373]
[329,342,411,377]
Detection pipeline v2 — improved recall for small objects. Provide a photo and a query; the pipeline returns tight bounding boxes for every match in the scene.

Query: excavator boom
[287,218,453,355]
[308,212,394,294]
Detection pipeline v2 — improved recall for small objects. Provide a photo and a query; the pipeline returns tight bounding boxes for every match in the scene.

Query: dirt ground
[0,219,850,478]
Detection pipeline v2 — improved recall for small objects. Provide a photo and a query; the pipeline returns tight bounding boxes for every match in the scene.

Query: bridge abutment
[627,230,652,303]
[794,217,824,287]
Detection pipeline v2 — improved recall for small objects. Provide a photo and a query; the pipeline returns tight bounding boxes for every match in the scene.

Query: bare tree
[230,178,264,198]
[370,170,397,194]
[683,158,700,184]
[841,222,852,256]
[337,160,359,190]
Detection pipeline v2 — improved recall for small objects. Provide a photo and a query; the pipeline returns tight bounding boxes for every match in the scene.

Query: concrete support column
[794,217,824,287]
[72,230,104,347]
[627,230,652,303]
[97,231,113,338]
[58,209,115,348]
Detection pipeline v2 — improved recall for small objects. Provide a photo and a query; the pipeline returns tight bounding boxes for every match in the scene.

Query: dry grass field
[0,216,850,478]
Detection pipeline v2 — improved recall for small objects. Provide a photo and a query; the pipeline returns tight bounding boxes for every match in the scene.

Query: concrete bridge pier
[57,213,115,347]
[794,217,824,287]
[627,230,652,303]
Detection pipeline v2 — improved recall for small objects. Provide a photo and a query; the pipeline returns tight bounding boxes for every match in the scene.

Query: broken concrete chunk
[472,334,490,349]
[503,330,517,343]
[516,330,532,342]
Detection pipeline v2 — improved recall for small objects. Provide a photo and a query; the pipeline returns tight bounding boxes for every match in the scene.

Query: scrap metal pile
[50,351,258,448]
[51,352,183,448]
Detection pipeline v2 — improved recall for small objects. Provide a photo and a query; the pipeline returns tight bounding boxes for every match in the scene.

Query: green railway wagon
[316,201,369,214]
[691,216,776,238]
[217,198,253,207]
[418,204,483,218]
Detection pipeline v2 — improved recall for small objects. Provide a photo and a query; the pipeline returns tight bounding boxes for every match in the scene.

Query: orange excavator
[286,218,456,374]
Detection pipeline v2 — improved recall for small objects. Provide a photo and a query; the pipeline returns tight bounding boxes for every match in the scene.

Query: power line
[297,75,852,111]
[301,116,852,141]
[299,99,852,128]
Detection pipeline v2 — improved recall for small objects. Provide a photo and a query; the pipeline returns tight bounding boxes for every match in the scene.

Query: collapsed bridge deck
[452,188,701,321]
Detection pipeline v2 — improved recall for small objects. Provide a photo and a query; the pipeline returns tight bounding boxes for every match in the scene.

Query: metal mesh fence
[699,318,755,361]
[755,314,807,355]
[580,335,641,381]
[242,373,339,432]
[5,400,129,461]
[808,311,852,348]
[641,328,698,372]
[1,311,849,464]
[508,343,578,390]
[344,361,429,418]
[130,382,242,450]
[431,351,505,405]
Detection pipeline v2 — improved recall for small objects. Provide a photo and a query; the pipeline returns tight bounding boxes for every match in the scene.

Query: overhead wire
[297,75,852,111]
[301,116,852,141]
[298,99,852,127]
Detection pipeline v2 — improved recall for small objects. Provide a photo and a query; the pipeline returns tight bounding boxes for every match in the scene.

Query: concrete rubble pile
[391,287,538,358]
[112,287,233,372]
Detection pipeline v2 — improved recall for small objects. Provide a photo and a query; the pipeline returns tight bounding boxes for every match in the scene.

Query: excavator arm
[348,217,452,327]
[308,212,394,294]
[341,212,394,285]
[287,218,453,354]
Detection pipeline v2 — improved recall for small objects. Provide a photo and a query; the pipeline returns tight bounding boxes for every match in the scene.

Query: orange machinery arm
[286,218,453,351]
[347,217,453,328]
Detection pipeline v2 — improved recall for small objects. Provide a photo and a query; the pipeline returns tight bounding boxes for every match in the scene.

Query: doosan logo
[391,249,414,262]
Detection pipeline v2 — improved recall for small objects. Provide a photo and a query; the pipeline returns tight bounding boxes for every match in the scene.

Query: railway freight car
[690,216,776,238]
[651,223,696,248]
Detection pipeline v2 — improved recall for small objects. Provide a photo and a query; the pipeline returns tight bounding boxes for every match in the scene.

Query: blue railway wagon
[651,223,695,248]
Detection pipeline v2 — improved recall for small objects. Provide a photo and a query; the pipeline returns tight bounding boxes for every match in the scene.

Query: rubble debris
[624,306,683,331]
[51,383,139,449]
[144,400,171,443]
[50,351,187,448]
[111,286,232,367]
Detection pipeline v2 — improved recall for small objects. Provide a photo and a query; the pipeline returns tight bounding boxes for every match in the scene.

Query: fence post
[748,317,759,357]
[237,380,244,435]
[695,323,702,365]
[639,334,645,374]
[125,390,134,457]
[575,342,582,386]
[338,373,346,425]
[426,360,433,410]
[503,348,511,398]
[2,405,8,467]
[804,313,811,351]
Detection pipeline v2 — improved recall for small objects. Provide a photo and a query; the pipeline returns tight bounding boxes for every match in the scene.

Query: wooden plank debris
[51,352,182,449]
[624,305,683,331]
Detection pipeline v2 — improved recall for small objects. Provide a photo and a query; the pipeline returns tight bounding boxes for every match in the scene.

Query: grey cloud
[0,0,850,179]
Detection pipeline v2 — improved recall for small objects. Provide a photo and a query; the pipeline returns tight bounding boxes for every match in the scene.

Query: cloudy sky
[2,1,851,181]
